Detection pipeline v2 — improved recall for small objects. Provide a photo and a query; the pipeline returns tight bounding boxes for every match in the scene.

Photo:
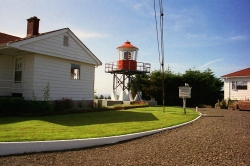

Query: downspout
[228,78,230,100]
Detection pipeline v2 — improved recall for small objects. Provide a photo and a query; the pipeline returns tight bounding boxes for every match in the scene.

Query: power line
[154,0,165,112]
[154,0,161,65]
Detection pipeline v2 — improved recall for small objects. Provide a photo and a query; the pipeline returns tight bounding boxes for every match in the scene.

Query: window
[63,36,69,46]
[232,81,248,90]
[71,64,80,80]
[14,58,22,82]
[124,52,131,59]
[237,81,247,90]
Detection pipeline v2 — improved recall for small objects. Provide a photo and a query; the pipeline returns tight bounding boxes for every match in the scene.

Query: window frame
[232,81,237,90]
[71,64,80,80]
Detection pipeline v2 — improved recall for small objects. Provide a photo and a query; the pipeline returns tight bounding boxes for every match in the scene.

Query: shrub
[77,101,82,108]
[53,98,73,112]
[43,81,50,101]
[0,98,23,115]
[0,98,52,116]
[219,99,228,109]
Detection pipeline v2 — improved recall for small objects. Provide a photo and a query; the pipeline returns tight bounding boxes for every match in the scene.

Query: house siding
[0,55,14,96]
[22,54,35,99]
[223,77,250,100]
[31,54,94,100]
[19,32,97,65]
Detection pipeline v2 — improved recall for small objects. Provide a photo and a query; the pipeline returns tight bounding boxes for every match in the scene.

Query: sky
[1,0,250,96]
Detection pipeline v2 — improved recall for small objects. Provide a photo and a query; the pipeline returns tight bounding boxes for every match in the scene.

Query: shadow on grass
[0,110,159,126]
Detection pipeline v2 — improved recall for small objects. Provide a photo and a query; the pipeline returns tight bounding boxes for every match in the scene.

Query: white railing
[105,61,151,73]
[105,62,118,72]
[137,62,151,72]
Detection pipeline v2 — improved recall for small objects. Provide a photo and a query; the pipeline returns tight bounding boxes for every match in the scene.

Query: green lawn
[0,107,199,142]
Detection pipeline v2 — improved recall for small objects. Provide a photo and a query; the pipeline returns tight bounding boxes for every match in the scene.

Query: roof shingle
[0,32,21,45]
[221,67,250,78]
[0,28,68,46]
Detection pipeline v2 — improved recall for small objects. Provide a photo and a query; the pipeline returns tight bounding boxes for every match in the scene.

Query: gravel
[0,108,249,166]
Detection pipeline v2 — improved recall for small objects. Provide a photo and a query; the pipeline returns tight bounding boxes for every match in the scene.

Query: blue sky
[1,0,249,96]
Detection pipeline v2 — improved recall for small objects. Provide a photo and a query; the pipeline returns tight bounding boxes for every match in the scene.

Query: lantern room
[117,41,138,70]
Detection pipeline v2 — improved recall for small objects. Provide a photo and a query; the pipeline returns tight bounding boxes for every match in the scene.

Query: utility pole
[154,0,165,112]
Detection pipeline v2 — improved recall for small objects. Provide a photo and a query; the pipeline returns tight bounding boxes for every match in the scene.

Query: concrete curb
[0,113,202,156]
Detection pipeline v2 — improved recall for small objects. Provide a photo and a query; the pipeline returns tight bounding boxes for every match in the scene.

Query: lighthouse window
[124,52,131,59]
[71,64,80,80]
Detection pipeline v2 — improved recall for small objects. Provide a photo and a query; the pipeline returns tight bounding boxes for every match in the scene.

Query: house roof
[0,32,21,45]
[0,28,102,66]
[0,28,68,46]
[221,67,250,78]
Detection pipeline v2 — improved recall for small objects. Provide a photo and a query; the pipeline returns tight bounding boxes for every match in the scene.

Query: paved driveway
[0,108,249,165]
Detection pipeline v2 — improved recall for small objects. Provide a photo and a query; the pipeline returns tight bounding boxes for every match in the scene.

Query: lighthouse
[105,41,151,101]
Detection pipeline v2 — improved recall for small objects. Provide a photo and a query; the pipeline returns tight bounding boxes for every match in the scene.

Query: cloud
[73,30,108,39]
[133,3,143,10]
[186,33,207,39]
[199,58,223,69]
[230,35,248,41]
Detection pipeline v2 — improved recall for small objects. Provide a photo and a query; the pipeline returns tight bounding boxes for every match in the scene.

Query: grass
[0,107,199,142]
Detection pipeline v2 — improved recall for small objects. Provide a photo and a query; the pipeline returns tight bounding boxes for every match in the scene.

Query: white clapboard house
[0,16,102,104]
[221,67,250,101]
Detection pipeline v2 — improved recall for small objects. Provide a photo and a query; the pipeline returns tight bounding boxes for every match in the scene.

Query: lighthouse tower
[105,41,151,101]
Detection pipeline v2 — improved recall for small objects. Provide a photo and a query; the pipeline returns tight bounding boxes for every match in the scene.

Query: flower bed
[237,101,250,111]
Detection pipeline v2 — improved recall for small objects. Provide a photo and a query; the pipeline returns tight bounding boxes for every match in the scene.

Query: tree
[94,89,98,99]
[147,69,183,105]
[148,70,162,102]
[164,70,182,106]
[182,68,223,106]
[130,73,151,100]
[130,68,223,107]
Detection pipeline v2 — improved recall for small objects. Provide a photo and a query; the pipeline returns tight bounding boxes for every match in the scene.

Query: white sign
[179,86,192,98]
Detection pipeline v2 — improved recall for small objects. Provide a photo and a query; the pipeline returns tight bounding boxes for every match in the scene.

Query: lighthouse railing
[105,61,150,73]
[137,62,151,72]
[105,62,117,72]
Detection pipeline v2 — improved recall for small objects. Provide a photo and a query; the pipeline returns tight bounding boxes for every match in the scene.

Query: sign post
[179,84,192,114]
[183,98,186,114]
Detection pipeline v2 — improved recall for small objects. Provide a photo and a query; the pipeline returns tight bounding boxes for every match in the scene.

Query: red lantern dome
[117,40,138,49]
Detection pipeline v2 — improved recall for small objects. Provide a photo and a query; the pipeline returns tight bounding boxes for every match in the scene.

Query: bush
[0,98,23,115]
[53,98,74,112]
[219,99,228,109]
[0,98,52,116]
[28,101,52,113]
